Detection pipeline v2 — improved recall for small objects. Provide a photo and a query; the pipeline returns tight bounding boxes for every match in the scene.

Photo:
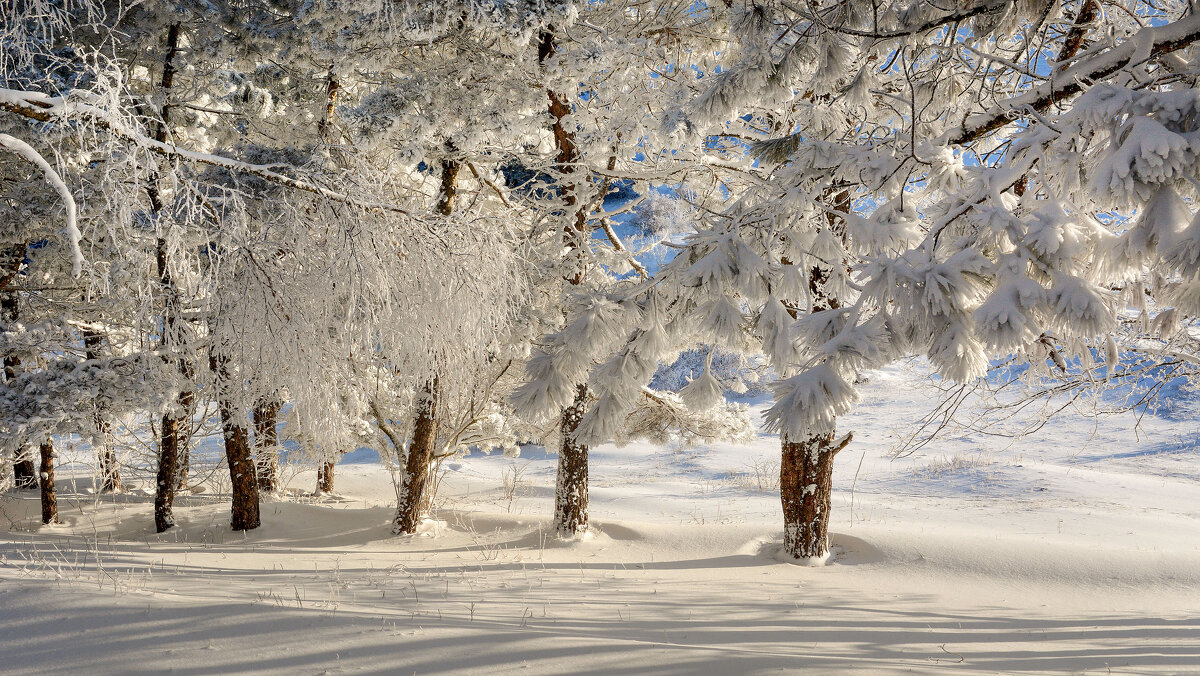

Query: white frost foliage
[847,200,921,255]
[1104,334,1120,367]
[679,363,723,411]
[924,144,969,193]
[756,296,798,370]
[576,392,626,444]
[815,317,891,372]
[973,274,1046,352]
[0,134,82,276]
[513,297,635,421]
[764,364,859,438]
[1124,185,1190,261]
[1068,84,1136,128]
[730,237,771,302]
[696,295,747,349]
[629,295,672,359]
[557,296,631,352]
[927,317,989,382]
[511,348,581,420]
[1046,274,1117,338]
[686,240,736,288]
[1160,210,1200,278]
[920,249,991,317]
[1164,274,1200,315]
[1024,202,1096,262]
[591,348,656,408]
[1091,117,1196,205]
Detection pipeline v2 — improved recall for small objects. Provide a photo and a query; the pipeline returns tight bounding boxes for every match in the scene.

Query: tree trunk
[253,398,281,492]
[83,328,120,492]
[39,438,57,525]
[175,424,191,491]
[221,412,259,531]
[210,350,260,532]
[1,250,35,491]
[12,447,36,490]
[316,460,336,494]
[393,379,438,534]
[154,413,179,532]
[554,385,590,537]
[390,154,458,533]
[151,22,187,533]
[780,433,837,560]
[777,189,852,561]
[540,29,594,536]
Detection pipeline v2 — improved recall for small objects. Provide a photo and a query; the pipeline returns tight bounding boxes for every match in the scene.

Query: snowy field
[2,361,1199,674]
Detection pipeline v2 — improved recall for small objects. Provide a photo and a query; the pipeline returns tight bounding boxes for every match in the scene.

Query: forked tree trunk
[393,379,438,534]
[253,398,281,492]
[84,327,120,493]
[540,28,593,537]
[210,351,260,531]
[316,460,336,494]
[39,438,57,525]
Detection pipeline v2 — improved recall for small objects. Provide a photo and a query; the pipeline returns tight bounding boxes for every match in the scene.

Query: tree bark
[778,190,850,561]
[39,438,57,524]
[221,412,259,531]
[554,384,590,537]
[12,448,36,490]
[316,460,336,494]
[150,22,189,533]
[1,249,36,490]
[780,433,836,559]
[540,28,593,536]
[253,398,281,492]
[391,154,458,533]
[210,350,260,531]
[393,378,438,534]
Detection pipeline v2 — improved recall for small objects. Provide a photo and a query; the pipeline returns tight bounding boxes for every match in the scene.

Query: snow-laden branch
[0,88,412,216]
[945,13,1200,146]
[0,133,81,277]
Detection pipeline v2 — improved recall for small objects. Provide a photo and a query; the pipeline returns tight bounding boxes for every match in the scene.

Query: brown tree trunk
[316,460,336,494]
[393,378,438,534]
[554,384,590,537]
[222,414,259,531]
[1,250,36,491]
[154,413,179,532]
[253,398,281,492]
[83,327,120,493]
[39,438,57,525]
[778,190,851,561]
[391,154,458,533]
[12,446,36,490]
[780,433,845,560]
[210,350,260,531]
[175,426,191,491]
[540,29,594,536]
[150,22,188,533]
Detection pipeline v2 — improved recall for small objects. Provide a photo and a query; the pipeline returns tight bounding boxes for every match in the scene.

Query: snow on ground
[2,361,1199,674]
